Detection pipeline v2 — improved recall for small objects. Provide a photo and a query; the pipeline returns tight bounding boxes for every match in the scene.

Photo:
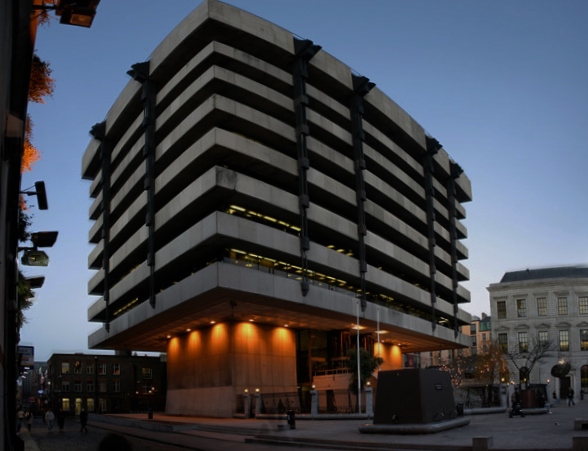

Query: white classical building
[489,265,588,400]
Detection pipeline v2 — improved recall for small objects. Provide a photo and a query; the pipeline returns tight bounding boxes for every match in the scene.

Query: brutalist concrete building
[82,0,472,417]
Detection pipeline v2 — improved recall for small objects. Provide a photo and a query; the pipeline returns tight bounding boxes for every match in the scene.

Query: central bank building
[82,0,473,417]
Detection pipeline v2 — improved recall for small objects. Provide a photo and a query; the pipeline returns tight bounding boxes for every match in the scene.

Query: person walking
[16,407,24,433]
[568,388,576,406]
[80,408,88,433]
[56,407,66,432]
[25,409,33,431]
[45,408,55,431]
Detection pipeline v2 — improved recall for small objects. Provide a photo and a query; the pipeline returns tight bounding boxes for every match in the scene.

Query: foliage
[29,53,55,104]
[551,361,571,378]
[438,354,476,387]
[474,340,510,384]
[346,347,383,393]
[16,51,55,329]
[23,53,54,174]
[16,271,35,331]
[16,210,35,335]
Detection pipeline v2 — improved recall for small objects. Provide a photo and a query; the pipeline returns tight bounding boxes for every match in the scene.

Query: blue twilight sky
[20,0,588,361]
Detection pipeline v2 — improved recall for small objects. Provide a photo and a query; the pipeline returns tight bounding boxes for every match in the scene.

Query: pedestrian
[568,388,576,406]
[553,391,560,404]
[56,407,66,432]
[16,407,24,433]
[45,408,55,431]
[80,408,88,433]
[25,409,33,431]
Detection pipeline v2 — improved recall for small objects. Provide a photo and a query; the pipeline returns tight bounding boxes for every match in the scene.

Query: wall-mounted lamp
[32,0,101,28]
[21,250,49,267]
[20,181,48,210]
[19,231,58,267]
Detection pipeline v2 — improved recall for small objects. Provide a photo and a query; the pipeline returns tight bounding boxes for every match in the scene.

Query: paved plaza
[20,401,588,451]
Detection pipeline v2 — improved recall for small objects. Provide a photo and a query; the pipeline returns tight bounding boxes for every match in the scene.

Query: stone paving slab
[23,402,588,451]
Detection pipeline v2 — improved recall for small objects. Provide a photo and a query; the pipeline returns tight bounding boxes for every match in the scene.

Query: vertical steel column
[90,121,111,332]
[350,75,375,312]
[424,136,441,331]
[128,61,157,308]
[292,39,320,296]
[447,161,464,337]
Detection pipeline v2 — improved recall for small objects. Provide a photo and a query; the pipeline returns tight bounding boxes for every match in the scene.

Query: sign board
[18,346,34,367]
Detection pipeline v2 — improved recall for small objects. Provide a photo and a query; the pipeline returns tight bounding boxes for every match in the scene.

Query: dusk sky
[20,0,587,361]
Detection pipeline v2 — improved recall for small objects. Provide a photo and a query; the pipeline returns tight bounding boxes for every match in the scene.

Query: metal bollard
[286,409,296,429]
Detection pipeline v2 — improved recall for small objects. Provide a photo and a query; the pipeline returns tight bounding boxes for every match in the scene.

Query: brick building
[46,353,166,414]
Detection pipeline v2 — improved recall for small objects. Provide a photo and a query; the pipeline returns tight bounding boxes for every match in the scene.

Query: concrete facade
[489,265,588,399]
[82,0,473,417]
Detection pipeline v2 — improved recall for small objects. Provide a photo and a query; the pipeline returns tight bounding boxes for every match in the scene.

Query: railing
[318,389,366,414]
[313,367,351,377]
[257,391,308,414]
[235,388,371,418]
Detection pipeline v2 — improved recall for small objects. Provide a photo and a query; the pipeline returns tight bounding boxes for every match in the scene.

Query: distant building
[17,362,47,415]
[82,0,472,417]
[46,353,166,414]
[463,314,492,357]
[489,264,588,399]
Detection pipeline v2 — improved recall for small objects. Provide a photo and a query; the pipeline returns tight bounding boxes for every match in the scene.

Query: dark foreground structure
[82,0,473,417]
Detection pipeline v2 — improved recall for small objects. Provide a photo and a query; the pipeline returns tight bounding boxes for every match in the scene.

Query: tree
[507,338,555,386]
[16,210,35,339]
[23,53,54,174]
[346,347,383,393]
[475,340,510,385]
[16,52,55,332]
[438,353,476,388]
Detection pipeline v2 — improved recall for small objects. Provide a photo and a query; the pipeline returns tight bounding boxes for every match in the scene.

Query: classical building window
[114,380,121,393]
[497,301,507,319]
[142,367,153,379]
[61,362,70,374]
[536,297,547,316]
[538,330,549,344]
[73,361,83,374]
[517,299,527,317]
[87,398,94,412]
[99,381,107,393]
[581,330,588,351]
[74,381,82,392]
[518,331,528,353]
[86,382,94,392]
[113,363,121,375]
[498,333,508,352]
[98,363,107,375]
[580,297,588,315]
[62,398,70,411]
[62,381,70,392]
[86,363,94,375]
[557,297,568,315]
[559,330,570,352]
